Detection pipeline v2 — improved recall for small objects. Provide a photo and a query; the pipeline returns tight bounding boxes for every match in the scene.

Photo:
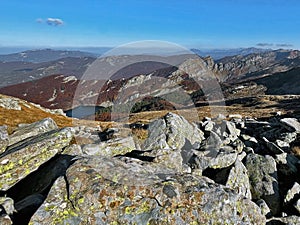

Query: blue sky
[0,0,300,49]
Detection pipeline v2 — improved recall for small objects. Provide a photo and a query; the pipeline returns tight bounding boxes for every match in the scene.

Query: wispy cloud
[276,43,293,48]
[36,18,64,26]
[256,43,273,47]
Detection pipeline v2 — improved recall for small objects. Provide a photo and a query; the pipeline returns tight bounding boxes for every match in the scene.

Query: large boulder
[0,127,73,191]
[9,118,58,146]
[225,158,252,199]
[30,156,266,225]
[245,153,281,215]
[143,112,204,150]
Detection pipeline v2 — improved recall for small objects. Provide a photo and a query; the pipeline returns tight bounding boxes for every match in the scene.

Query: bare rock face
[29,156,266,225]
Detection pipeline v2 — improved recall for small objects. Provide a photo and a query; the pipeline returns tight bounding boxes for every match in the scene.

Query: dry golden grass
[128,95,300,124]
[0,94,114,132]
[131,128,149,140]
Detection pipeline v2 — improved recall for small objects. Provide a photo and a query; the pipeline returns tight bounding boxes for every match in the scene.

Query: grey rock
[279,132,297,144]
[0,97,21,110]
[64,144,83,156]
[245,153,280,215]
[294,199,300,214]
[30,156,266,225]
[241,134,253,141]
[82,137,136,156]
[275,153,298,176]
[231,138,244,153]
[225,158,252,199]
[193,148,237,170]
[225,121,240,140]
[202,120,215,132]
[256,199,271,217]
[244,147,255,154]
[229,114,243,119]
[216,113,226,121]
[147,148,186,173]
[284,182,300,205]
[238,151,247,161]
[72,125,102,143]
[203,131,223,150]
[0,215,13,225]
[242,135,259,149]
[280,118,300,133]
[9,118,58,146]
[0,126,8,154]
[143,112,204,150]
[0,197,14,225]
[275,139,290,149]
[268,216,300,225]
[0,127,73,191]
[0,197,15,215]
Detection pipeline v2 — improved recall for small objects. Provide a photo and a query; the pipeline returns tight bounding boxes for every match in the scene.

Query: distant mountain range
[1,47,300,114]
[0,56,96,87]
[0,48,300,115]
[0,47,279,62]
[191,47,272,59]
[0,49,97,63]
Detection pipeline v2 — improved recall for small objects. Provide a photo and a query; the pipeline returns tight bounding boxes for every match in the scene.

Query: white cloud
[46,18,64,26]
[36,18,64,26]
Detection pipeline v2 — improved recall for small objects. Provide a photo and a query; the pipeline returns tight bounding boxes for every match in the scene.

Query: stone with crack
[0,127,73,191]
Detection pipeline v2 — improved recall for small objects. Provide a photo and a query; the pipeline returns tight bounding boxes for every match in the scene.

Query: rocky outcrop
[0,113,299,224]
[143,112,204,150]
[8,118,58,146]
[30,156,265,225]
[0,127,73,191]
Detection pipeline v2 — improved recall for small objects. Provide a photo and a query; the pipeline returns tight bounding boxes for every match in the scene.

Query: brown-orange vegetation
[0,94,113,133]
